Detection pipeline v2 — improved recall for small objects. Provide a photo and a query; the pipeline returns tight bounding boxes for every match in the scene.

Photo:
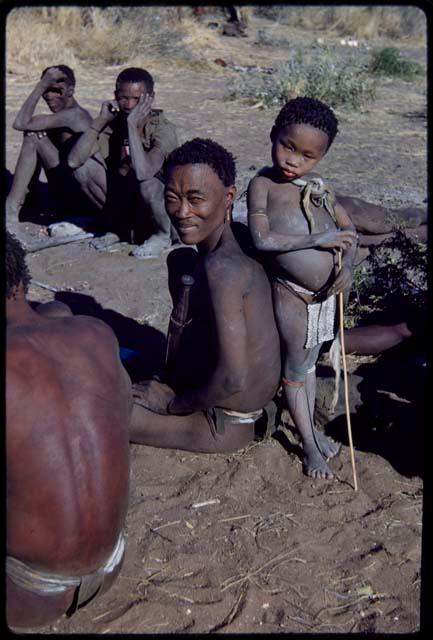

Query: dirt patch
[6,15,425,634]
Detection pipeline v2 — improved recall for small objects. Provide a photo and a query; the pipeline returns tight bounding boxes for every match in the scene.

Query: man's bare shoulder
[8,314,117,351]
[205,238,254,291]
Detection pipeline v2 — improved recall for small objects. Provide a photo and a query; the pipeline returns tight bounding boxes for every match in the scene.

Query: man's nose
[175,200,190,218]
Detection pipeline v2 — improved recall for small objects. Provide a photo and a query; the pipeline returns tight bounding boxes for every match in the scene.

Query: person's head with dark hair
[271,96,338,148]
[164,138,237,246]
[114,67,154,116]
[41,64,75,87]
[167,138,236,187]
[6,230,31,299]
[269,97,338,183]
[115,67,154,94]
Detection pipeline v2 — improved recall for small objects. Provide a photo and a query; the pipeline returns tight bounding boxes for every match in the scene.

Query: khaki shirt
[97,109,178,167]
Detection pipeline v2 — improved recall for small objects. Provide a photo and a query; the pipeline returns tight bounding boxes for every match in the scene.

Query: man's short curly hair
[115,67,154,94]
[166,138,236,187]
[270,97,338,149]
[6,230,31,299]
[41,64,76,87]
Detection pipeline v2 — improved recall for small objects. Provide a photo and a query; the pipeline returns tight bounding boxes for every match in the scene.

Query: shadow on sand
[324,339,426,479]
[31,291,167,383]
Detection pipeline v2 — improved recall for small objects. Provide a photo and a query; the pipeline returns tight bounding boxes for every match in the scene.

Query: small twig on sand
[208,585,248,632]
[218,514,252,523]
[31,280,59,293]
[191,498,220,509]
[220,549,303,592]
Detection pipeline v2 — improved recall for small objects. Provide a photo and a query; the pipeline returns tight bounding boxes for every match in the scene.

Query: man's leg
[130,386,254,453]
[6,133,42,223]
[344,322,412,355]
[72,157,107,211]
[131,178,173,259]
[337,194,427,235]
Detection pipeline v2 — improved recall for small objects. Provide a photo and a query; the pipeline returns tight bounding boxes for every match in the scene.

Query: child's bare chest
[267,183,336,234]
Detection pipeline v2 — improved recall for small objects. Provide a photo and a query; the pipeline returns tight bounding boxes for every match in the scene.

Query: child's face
[272,123,329,181]
[115,82,152,115]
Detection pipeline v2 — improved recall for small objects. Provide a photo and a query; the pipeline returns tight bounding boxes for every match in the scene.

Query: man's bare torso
[168,226,281,411]
[7,312,131,574]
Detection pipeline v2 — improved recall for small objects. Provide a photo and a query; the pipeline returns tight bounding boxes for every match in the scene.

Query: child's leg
[273,282,334,479]
[305,366,340,459]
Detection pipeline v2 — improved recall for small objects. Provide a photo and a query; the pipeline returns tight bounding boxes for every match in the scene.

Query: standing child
[247,97,358,479]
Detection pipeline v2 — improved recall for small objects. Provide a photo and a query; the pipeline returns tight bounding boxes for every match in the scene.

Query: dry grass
[255,6,426,42]
[6,6,426,79]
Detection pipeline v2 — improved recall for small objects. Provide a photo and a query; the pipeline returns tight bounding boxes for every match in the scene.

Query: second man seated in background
[68,67,179,258]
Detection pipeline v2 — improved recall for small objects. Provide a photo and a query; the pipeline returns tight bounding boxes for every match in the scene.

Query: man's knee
[21,131,40,150]
[138,177,164,206]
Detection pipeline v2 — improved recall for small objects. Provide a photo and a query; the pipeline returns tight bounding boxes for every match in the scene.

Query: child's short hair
[6,230,31,299]
[115,67,154,94]
[41,64,76,87]
[271,97,338,149]
[167,138,236,187]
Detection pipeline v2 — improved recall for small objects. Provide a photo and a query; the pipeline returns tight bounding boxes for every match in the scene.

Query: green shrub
[227,50,376,111]
[369,47,424,80]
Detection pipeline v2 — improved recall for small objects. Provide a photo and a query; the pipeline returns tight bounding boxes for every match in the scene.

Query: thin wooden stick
[337,251,358,491]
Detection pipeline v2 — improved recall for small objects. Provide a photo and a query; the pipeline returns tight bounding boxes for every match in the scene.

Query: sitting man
[6,65,101,228]
[67,67,179,258]
[130,138,281,451]
[6,230,132,629]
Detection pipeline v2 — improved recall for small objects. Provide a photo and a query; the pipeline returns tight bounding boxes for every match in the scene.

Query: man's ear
[149,91,155,103]
[225,185,237,209]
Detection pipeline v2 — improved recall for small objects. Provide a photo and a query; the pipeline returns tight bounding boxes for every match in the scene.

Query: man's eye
[189,198,202,204]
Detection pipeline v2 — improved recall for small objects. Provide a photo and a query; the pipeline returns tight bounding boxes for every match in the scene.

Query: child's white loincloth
[279,278,336,348]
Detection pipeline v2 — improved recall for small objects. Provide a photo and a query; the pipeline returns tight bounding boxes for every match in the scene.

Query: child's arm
[247,176,357,252]
[329,202,358,295]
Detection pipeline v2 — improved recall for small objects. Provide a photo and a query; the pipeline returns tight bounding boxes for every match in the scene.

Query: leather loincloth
[6,532,125,614]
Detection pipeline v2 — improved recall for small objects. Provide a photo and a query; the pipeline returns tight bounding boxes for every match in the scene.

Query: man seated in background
[67,67,179,258]
[6,65,101,229]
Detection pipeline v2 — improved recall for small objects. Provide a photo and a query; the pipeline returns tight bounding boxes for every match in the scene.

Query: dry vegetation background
[6,5,426,76]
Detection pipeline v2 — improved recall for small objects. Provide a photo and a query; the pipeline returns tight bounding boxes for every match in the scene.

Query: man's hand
[330,264,353,296]
[99,100,119,125]
[40,66,67,89]
[316,229,358,251]
[132,380,175,415]
[127,93,153,129]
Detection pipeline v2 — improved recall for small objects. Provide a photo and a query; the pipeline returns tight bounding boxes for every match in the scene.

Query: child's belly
[270,249,336,292]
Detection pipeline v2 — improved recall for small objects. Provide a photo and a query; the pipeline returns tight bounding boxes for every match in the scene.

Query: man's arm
[127,94,165,180]
[13,67,82,132]
[247,176,356,252]
[168,261,249,414]
[67,101,115,169]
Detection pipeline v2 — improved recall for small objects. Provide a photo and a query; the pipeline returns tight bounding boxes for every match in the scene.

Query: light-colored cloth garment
[277,278,336,348]
[6,532,125,606]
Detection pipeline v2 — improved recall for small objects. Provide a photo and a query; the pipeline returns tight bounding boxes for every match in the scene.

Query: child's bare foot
[302,443,334,479]
[313,427,340,460]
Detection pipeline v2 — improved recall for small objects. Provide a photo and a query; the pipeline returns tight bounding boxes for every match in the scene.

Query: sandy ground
[6,15,426,634]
